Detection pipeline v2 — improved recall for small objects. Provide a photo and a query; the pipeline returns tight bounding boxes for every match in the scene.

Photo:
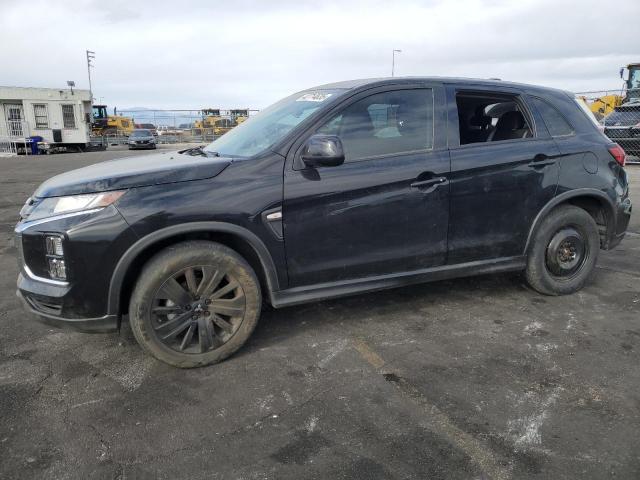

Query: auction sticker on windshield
[296,92,333,102]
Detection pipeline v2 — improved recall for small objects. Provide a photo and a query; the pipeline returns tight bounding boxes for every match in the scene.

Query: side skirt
[271,256,526,308]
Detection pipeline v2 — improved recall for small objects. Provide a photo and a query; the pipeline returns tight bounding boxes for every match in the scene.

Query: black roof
[311,77,572,96]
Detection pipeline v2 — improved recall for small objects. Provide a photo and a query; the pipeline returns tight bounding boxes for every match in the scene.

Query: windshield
[131,129,151,136]
[629,68,640,89]
[203,88,347,157]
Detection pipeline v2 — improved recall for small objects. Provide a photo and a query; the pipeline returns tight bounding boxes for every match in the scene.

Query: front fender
[107,221,281,316]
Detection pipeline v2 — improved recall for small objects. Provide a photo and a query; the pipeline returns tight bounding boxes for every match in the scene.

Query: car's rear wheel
[129,241,261,368]
[526,205,600,295]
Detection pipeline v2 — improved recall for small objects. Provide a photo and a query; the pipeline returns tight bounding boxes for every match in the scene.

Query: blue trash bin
[27,136,43,155]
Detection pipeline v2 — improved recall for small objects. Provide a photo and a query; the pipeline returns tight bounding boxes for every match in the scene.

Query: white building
[0,86,93,151]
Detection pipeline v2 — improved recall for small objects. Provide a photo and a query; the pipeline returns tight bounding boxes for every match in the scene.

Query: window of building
[314,89,434,161]
[530,97,574,137]
[456,92,534,145]
[61,104,76,128]
[33,104,49,129]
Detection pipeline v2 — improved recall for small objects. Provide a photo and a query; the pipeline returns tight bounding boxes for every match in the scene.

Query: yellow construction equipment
[194,109,251,136]
[194,109,234,137]
[91,105,135,136]
[587,63,640,119]
[231,109,249,125]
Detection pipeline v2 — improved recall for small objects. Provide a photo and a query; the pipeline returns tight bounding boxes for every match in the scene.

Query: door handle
[410,177,447,190]
[528,153,556,168]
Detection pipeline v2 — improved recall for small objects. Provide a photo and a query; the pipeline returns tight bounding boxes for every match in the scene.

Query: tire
[129,241,261,368]
[526,205,600,295]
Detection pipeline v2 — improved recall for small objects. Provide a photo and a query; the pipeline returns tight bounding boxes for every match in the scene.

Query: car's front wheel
[129,241,261,368]
[526,205,600,295]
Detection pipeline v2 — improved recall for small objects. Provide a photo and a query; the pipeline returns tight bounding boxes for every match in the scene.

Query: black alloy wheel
[151,266,246,354]
[129,241,261,368]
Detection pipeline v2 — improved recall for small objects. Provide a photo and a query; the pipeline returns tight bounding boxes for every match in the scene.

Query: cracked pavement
[0,147,639,479]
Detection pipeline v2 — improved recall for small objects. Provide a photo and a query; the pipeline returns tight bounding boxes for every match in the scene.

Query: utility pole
[86,50,95,103]
[391,49,402,77]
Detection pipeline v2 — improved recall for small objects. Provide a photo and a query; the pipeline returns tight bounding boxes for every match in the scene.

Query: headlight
[23,190,126,221]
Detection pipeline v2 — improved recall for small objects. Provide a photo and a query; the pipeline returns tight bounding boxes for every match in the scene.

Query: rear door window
[455,92,534,145]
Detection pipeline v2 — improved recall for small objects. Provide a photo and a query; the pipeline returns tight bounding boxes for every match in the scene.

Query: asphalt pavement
[1,146,638,479]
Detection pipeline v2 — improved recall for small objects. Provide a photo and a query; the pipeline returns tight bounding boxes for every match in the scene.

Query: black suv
[15,78,632,367]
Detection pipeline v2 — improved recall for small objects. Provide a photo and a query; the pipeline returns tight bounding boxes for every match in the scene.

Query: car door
[446,85,561,264]
[283,84,450,287]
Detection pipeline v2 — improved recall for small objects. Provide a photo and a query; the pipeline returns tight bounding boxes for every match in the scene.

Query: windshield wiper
[179,145,219,157]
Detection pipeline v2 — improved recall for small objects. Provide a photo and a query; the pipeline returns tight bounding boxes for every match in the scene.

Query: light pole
[86,50,95,103]
[391,49,402,77]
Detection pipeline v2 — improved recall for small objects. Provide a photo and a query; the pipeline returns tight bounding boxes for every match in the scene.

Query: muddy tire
[129,241,261,368]
[526,205,600,295]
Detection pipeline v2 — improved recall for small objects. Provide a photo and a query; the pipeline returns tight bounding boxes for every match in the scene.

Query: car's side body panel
[14,77,632,333]
[115,153,289,288]
[282,83,451,286]
[444,84,562,263]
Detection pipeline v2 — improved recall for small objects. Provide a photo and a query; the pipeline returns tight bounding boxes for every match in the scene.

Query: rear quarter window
[531,97,574,137]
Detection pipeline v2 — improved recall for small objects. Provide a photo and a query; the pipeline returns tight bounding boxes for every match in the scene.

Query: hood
[34,150,232,197]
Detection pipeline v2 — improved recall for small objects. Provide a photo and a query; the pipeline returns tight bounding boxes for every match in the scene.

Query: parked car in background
[15,77,632,368]
[127,129,156,149]
[135,123,158,136]
[602,100,640,158]
[157,125,183,136]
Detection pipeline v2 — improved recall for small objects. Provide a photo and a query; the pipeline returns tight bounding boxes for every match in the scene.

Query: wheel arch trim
[107,222,280,316]
[524,188,616,253]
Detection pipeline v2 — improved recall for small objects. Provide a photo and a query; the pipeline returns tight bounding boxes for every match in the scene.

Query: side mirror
[301,134,345,168]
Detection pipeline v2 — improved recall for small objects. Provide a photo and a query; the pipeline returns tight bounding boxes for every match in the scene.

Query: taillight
[608,143,626,167]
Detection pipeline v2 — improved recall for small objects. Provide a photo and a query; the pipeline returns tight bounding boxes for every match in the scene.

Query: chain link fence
[116,108,258,144]
[577,88,640,163]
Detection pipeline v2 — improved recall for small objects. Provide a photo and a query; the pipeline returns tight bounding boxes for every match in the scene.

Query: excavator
[91,105,135,136]
[587,63,640,119]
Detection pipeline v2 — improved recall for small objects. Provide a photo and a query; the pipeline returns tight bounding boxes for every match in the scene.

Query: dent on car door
[446,87,561,264]
[282,86,450,287]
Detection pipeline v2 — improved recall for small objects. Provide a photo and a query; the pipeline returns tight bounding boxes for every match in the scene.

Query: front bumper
[15,205,138,332]
[16,288,118,333]
[128,142,155,149]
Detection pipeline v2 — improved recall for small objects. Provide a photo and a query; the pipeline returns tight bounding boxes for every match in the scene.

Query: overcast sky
[1,0,639,110]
